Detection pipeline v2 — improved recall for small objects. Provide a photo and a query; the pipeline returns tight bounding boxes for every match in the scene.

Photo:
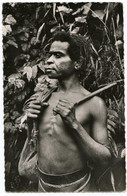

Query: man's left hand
[53,99,77,127]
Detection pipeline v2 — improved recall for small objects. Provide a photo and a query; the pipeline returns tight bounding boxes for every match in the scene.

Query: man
[25,32,112,192]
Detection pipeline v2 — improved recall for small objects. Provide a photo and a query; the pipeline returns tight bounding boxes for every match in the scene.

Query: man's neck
[57,74,81,93]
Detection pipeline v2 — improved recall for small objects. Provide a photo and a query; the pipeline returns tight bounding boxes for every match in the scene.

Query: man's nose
[46,55,54,65]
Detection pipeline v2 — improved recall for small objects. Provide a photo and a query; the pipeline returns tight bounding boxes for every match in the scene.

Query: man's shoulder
[88,96,106,118]
[81,87,105,107]
[90,96,105,106]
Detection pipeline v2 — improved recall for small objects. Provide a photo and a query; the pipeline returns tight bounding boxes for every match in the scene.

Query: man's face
[45,41,75,79]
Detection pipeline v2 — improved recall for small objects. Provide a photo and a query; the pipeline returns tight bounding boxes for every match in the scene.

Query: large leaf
[7,40,18,48]
[8,73,22,85]
[32,65,38,79]
[23,66,32,81]
[2,25,12,36]
[37,61,45,72]
[5,14,16,25]
[9,3,16,7]
[15,79,25,90]
[92,10,106,20]
[71,27,80,34]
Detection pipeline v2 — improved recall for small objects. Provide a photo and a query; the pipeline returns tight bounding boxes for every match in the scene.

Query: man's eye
[54,53,61,58]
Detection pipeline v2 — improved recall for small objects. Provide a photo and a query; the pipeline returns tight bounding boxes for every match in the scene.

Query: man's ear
[74,62,80,70]
[74,57,83,70]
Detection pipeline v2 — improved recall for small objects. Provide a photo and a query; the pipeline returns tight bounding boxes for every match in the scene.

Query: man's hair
[51,31,91,79]
[52,31,90,63]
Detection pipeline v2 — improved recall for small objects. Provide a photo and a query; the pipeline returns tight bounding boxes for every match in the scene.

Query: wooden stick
[76,79,124,106]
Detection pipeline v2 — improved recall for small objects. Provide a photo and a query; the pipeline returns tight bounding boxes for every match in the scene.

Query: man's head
[45,31,90,79]
[51,31,90,66]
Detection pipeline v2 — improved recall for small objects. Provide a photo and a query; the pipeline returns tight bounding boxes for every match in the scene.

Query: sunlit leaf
[32,65,38,79]
[2,25,12,36]
[53,3,57,21]
[15,79,25,90]
[82,3,92,15]
[71,27,80,34]
[7,40,18,48]
[5,14,16,25]
[23,66,32,81]
[42,34,46,44]
[115,40,123,50]
[116,14,120,27]
[90,43,99,56]
[57,5,72,14]
[110,171,116,191]
[72,7,82,16]
[121,148,125,158]
[107,124,115,134]
[36,23,45,41]
[8,73,22,85]
[59,11,64,24]
[36,6,42,20]
[50,26,59,33]
[9,3,16,7]
[92,10,105,20]
[75,16,86,23]
[37,61,45,72]
[107,119,116,128]
[27,67,32,81]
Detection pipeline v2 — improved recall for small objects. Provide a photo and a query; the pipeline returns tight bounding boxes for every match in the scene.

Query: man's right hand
[26,100,49,119]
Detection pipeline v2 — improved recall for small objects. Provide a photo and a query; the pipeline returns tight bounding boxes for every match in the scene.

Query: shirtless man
[26,32,112,192]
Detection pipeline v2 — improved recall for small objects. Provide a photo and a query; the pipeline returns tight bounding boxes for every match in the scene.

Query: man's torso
[37,89,94,174]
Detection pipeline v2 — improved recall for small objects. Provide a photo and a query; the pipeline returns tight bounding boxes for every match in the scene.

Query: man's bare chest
[39,91,92,129]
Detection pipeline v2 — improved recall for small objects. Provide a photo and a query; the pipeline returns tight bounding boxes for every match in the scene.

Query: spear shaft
[76,79,124,106]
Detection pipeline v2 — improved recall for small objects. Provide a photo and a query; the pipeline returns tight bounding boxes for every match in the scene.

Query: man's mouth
[45,68,54,72]
[45,68,54,74]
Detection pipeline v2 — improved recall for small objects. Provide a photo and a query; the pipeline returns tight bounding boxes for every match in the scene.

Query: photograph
[2,1,125,193]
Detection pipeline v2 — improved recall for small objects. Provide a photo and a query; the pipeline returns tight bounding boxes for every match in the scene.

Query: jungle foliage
[3,2,125,192]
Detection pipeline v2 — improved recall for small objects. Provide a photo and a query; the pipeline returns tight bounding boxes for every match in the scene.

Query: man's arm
[54,97,111,167]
